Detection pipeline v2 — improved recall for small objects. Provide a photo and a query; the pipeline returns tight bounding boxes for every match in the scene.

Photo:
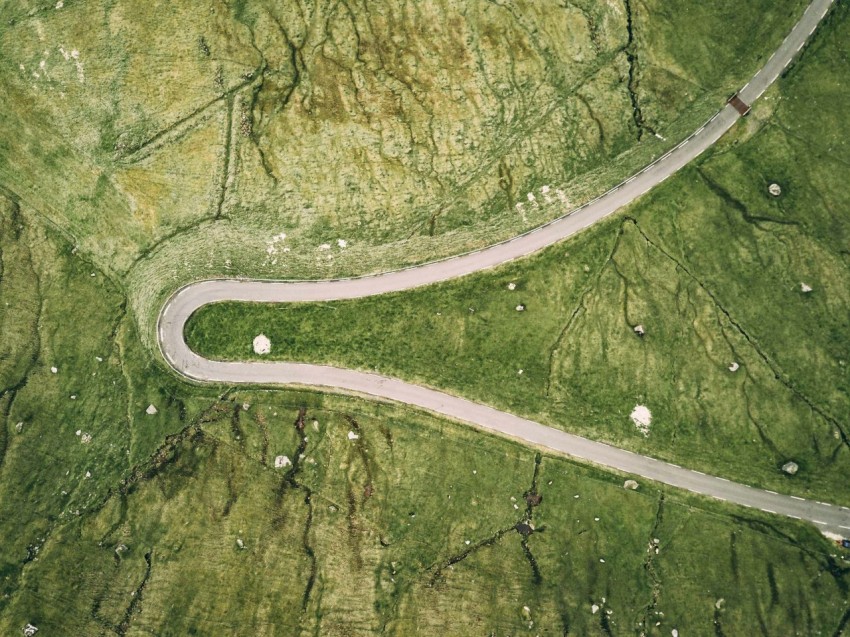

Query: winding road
[159,0,850,536]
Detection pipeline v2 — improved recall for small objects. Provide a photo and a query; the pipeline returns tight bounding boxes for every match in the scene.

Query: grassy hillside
[2,0,849,634]
[187,3,850,504]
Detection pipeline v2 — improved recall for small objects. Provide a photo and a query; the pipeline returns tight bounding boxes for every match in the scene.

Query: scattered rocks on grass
[630,405,652,436]
[253,334,271,355]
[274,455,291,468]
[145,404,158,415]
[634,324,645,337]
[782,460,799,475]
[768,183,782,197]
[624,479,639,490]
[728,362,740,372]
[801,282,813,293]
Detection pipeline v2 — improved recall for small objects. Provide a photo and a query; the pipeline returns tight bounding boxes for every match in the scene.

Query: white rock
[728,362,740,372]
[24,624,39,637]
[516,304,526,312]
[591,604,599,614]
[242,403,250,411]
[634,324,646,336]
[630,405,652,436]
[768,183,781,196]
[672,630,679,637]
[253,334,271,355]
[337,239,348,248]
[623,479,639,490]
[85,471,91,479]
[15,422,23,433]
[145,404,158,415]
[50,366,58,374]
[81,433,92,444]
[95,356,103,362]
[76,430,81,436]
[508,282,517,290]
[236,538,245,549]
[801,282,813,293]
[348,431,359,440]
[274,455,292,468]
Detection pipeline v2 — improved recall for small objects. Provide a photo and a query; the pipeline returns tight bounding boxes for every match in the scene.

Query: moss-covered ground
[2,0,849,634]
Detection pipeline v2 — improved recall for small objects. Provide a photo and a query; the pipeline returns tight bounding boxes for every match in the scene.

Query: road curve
[159,0,850,536]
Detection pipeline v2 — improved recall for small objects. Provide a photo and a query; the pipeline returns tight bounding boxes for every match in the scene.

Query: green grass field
[2,0,850,634]
[187,3,850,506]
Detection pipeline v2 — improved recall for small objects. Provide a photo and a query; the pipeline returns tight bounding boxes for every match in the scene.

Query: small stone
[672,630,679,637]
[236,538,245,549]
[715,598,725,610]
[85,471,91,479]
[801,282,813,293]
[253,334,271,355]
[634,324,646,337]
[23,624,39,637]
[591,604,599,614]
[782,460,799,475]
[80,433,91,444]
[768,183,781,197]
[624,479,639,490]
[50,366,58,374]
[15,422,23,433]
[516,304,526,312]
[95,356,103,362]
[508,282,517,291]
[145,404,158,415]
[274,455,291,468]
[242,403,250,411]
[347,431,359,440]
[728,362,740,372]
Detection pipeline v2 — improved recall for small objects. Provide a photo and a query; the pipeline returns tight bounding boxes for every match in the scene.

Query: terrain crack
[428,452,546,587]
[629,217,850,454]
[115,549,153,636]
[623,0,655,140]
[272,407,316,612]
[546,221,626,396]
[640,493,665,630]
[696,168,801,229]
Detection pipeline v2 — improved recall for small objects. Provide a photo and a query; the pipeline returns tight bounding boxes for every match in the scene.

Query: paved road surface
[159,0,850,536]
